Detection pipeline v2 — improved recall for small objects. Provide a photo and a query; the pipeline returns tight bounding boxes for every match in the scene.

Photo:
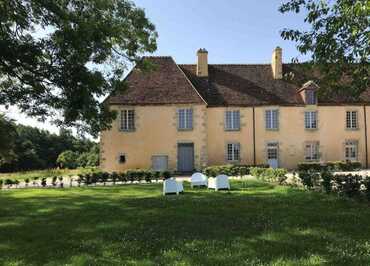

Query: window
[118,154,126,164]
[227,143,240,161]
[345,140,358,161]
[120,110,135,131]
[265,110,279,130]
[305,90,317,105]
[346,111,358,129]
[178,108,193,130]
[305,111,317,129]
[304,142,320,161]
[225,110,240,130]
[267,142,278,160]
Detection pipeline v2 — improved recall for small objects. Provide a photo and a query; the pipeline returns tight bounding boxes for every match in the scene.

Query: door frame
[177,142,194,173]
[266,141,279,168]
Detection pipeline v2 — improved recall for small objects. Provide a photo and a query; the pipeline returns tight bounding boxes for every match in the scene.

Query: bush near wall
[202,164,269,178]
[2,169,173,189]
[250,167,288,184]
[297,161,362,172]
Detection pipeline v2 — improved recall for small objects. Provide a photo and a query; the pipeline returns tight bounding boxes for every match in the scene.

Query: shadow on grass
[1,181,370,265]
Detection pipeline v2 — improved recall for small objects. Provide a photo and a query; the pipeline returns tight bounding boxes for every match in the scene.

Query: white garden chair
[208,175,230,191]
[190,172,208,188]
[163,178,184,195]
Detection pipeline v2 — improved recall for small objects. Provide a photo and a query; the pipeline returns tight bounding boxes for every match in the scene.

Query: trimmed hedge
[250,167,288,184]
[202,164,269,177]
[297,161,362,172]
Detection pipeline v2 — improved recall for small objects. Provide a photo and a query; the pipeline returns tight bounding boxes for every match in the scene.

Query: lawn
[1,180,370,266]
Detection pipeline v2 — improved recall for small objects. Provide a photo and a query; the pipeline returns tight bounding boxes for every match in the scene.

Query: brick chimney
[271,46,283,79]
[196,48,208,77]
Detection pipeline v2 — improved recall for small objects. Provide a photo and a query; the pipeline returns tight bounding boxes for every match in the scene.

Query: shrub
[321,170,333,193]
[154,171,160,182]
[126,170,136,183]
[203,164,269,178]
[77,174,83,187]
[25,178,30,187]
[111,172,119,184]
[52,176,57,187]
[162,171,171,180]
[334,174,362,198]
[298,161,362,172]
[33,176,39,186]
[144,170,153,183]
[56,150,79,169]
[118,172,127,183]
[298,170,319,190]
[0,179,3,188]
[58,176,63,188]
[297,163,323,172]
[363,177,370,201]
[250,167,288,184]
[41,178,47,187]
[5,179,13,188]
[101,172,109,185]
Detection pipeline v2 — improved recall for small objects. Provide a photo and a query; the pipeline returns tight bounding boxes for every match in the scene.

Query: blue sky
[136,0,309,64]
[3,0,309,134]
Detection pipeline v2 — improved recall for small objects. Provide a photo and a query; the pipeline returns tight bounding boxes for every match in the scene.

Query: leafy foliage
[0,0,157,136]
[297,161,362,172]
[250,167,288,184]
[0,123,98,172]
[0,115,17,161]
[279,0,369,98]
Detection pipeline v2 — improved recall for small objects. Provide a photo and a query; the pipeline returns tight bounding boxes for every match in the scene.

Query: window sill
[266,128,279,131]
[305,128,318,131]
[177,128,193,132]
[225,128,240,132]
[346,128,359,131]
[120,129,136,133]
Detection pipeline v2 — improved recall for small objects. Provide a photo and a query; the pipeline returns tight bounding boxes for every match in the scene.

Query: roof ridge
[142,56,173,59]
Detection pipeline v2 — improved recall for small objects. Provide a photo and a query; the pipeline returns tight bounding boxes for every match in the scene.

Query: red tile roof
[108,57,205,105]
[108,57,370,106]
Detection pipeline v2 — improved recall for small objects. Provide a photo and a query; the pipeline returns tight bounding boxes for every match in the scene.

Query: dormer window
[305,90,317,105]
[299,81,319,105]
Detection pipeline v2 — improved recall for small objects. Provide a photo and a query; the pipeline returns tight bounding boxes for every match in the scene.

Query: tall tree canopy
[279,0,369,98]
[0,0,157,136]
[0,123,98,172]
[0,114,17,160]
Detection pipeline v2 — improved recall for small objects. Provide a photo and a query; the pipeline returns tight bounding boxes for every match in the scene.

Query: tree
[0,0,157,136]
[0,114,17,161]
[57,150,79,169]
[279,0,369,98]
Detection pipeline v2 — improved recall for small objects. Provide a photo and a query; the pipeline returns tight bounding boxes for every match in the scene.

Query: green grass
[1,180,370,265]
[0,168,95,181]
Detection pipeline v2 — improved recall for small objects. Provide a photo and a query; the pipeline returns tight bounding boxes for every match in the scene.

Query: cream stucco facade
[100,104,370,172]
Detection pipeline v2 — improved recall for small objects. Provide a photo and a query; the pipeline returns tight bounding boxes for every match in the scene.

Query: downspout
[363,105,368,168]
[253,107,256,165]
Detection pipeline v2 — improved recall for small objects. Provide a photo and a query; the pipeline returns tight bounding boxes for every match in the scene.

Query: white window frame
[344,140,358,161]
[346,111,358,129]
[120,109,135,131]
[178,108,193,130]
[304,142,320,161]
[225,110,240,131]
[265,109,279,130]
[226,143,240,162]
[304,111,318,129]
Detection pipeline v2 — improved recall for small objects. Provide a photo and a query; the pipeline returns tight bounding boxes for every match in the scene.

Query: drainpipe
[253,107,256,165]
[363,105,368,168]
